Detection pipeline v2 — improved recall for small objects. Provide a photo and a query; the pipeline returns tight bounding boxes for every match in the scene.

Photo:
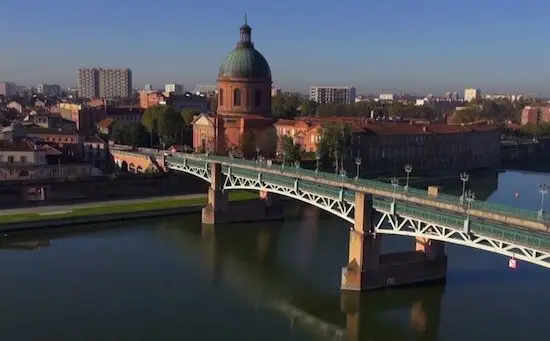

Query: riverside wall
[0,173,208,209]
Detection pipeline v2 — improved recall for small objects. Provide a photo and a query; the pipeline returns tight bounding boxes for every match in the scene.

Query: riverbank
[0,191,258,232]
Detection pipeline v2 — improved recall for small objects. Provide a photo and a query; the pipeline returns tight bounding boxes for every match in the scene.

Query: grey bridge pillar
[341,191,447,291]
[202,162,228,225]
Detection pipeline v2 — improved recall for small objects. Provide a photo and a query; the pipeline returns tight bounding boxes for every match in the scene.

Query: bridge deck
[174,153,548,231]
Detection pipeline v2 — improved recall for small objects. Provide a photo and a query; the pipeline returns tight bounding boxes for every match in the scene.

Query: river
[0,169,548,341]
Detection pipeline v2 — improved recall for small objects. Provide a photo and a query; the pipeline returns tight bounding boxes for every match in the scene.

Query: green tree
[271,93,301,118]
[255,128,278,157]
[156,105,183,147]
[317,123,351,171]
[280,135,303,163]
[181,109,201,126]
[300,99,318,116]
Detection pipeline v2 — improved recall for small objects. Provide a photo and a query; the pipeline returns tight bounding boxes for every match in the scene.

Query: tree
[317,123,351,171]
[255,128,278,157]
[280,135,303,163]
[156,105,183,147]
[300,99,318,116]
[271,93,301,118]
[181,109,200,126]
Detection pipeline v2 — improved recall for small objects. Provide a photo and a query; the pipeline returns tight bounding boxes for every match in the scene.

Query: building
[194,85,217,96]
[165,83,184,95]
[464,88,481,102]
[78,68,132,99]
[0,82,17,97]
[271,87,281,97]
[37,84,61,97]
[521,106,550,125]
[378,93,395,102]
[193,18,274,153]
[310,86,356,104]
[144,84,153,91]
[139,91,164,109]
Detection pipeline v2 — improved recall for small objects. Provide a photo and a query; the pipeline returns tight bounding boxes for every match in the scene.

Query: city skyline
[0,0,549,96]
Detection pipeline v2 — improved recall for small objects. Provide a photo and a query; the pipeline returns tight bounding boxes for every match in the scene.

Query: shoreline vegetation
[0,191,258,225]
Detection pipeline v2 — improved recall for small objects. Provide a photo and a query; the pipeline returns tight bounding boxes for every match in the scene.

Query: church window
[254,89,261,106]
[219,89,224,106]
[233,88,241,106]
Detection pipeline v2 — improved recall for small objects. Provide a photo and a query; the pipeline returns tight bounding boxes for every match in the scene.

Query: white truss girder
[223,169,356,224]
[167,161,211,182]
[374,210,550,268]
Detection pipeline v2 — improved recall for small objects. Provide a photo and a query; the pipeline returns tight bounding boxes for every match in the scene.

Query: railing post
[294,179,299,192]
[257,172,262,184]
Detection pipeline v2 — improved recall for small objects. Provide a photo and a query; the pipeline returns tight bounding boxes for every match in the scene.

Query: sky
[1,0,549,96]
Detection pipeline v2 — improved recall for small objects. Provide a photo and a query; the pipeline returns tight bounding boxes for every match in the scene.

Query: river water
[0,169,549,341]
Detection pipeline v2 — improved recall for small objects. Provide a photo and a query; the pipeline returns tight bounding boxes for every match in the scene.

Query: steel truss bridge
[161,153,550,268]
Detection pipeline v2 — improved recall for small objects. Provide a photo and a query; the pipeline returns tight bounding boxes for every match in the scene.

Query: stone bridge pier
[341,192,447,291]
[201,162,284,225]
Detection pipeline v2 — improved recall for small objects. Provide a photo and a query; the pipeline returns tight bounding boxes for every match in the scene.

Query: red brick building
[521,106,550,125]
[193,18,274,154]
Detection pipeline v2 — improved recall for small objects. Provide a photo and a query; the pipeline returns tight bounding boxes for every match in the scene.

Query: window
[254,89,261,106]
[233,88,241,106]
[20,156,27,163]
[219,89,224,106]
[7,156,14,163]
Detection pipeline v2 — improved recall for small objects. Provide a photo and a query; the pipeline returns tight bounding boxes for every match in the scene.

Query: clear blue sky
[1,0,549,96]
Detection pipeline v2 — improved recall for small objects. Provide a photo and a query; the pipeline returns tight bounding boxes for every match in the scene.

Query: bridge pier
[202,163,228,225]
[201,162,285,225]
[341,192,447,291]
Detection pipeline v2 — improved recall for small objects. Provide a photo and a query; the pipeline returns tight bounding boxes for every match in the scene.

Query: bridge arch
[137,166,143,173]
[121,161,128,172]
[129,163,136,173]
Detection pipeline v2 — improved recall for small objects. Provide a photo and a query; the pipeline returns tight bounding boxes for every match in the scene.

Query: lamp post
[228,150,234,162]
[538,184,548,220]
[404,164,412,192]
[315,152,321,174]
[294,160,300,176]
[465,190,475,221]
[391,177,399,203]
[282,151,286,172]
[355,157,361,182]
[256,146,260,162]
[459,172,469,204]
[340,168,347,186]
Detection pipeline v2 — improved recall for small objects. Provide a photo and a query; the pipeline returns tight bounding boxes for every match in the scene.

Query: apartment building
[0,82,17,97]
[37,84,62,97]
[165,83,184,95]
[464,88,481,102]
[78,68,132,99]
[310,86,356,104]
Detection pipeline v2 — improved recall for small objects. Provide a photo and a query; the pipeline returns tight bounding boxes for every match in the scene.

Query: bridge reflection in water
[157,217,445,341]
[0,217,444,341]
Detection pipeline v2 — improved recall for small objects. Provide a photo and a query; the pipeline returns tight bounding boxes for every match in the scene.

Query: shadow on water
[157,216,445,341]
[1,215,446,341]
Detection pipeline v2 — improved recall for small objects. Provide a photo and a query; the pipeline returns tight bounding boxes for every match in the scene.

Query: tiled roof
[97,118,115,128]
[0,138,44,152]
[25,127,78,136]
[84,135,105,143]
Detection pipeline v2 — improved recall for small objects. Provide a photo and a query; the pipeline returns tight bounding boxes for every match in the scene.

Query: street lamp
[459,172,469,204]
[340,168,347,186]
[282,151,286,172]
[228,150,234,161]
[391,177,399,203]
[294,160,300,176]
[355,157,361,182]
[315,152,321,174]
[404,164,412,192]
[464,190,475,221]
[538,184,548,220]
[256,146,260,162]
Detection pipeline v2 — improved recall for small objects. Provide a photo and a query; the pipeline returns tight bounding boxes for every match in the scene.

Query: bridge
[111,147,550,291]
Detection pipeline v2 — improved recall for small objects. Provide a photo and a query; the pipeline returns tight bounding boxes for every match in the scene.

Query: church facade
[192,18,275,156]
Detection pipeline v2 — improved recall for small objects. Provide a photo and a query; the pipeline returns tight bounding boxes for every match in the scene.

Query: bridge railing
[378,198,550,251]
[168,153,550,224]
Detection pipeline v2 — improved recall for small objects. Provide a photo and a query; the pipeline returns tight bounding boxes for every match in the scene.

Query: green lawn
[0,191,259,224]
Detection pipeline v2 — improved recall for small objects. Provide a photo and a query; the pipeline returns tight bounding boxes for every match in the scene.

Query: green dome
[218,47,272,80]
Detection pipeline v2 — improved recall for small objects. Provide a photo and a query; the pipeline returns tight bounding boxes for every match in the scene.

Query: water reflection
[161,219,444,341]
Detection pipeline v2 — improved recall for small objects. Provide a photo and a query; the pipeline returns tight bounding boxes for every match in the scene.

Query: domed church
[192,17,275,155]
